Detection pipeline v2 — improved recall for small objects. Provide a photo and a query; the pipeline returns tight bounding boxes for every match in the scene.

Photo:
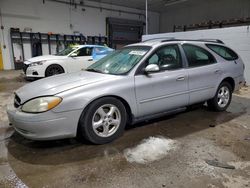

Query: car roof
[127,38,225,48]
[75,44,109,48]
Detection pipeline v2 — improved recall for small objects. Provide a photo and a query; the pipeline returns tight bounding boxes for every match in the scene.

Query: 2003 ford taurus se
[7,39,245,144]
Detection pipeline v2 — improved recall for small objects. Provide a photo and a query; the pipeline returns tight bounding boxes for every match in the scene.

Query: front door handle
[214,70,222,74]
[88,59,93,61]
[176,76,185,81]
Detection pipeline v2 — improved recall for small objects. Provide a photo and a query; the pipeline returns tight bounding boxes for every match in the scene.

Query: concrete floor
[0,70,249,188]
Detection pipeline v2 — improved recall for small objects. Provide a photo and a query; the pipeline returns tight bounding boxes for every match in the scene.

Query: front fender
[53,77,138,117]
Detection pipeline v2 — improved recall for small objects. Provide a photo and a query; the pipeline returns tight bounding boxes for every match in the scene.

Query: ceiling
[86,0,192,12]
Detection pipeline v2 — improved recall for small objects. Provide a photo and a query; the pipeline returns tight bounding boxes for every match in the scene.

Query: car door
[181,43,223,104]
[67,47,94,72]
[135,44,189,117]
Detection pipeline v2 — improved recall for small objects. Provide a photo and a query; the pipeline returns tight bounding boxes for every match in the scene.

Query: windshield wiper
[86,68,103,73]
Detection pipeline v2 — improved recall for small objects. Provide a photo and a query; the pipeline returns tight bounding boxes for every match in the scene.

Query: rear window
[206,44,238,61]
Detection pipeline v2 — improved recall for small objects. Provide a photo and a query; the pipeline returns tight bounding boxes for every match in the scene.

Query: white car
[23,45,114,78]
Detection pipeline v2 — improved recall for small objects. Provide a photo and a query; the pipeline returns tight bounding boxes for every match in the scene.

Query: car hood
[16,71,116,103]
[24,55,67,64]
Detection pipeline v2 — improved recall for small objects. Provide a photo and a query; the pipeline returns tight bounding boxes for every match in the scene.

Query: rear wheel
[78,97,127,144]
[45,64,64,77]
[207,82,232,111]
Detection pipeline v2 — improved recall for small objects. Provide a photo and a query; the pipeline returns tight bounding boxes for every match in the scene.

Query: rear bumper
[7,105,82,140]
[234,75,245,91]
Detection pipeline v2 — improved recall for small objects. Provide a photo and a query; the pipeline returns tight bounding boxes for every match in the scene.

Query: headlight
[21,96,62,113]
[29,61,46,67]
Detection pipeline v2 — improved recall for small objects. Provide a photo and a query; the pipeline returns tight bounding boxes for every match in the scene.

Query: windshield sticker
[129,51,147,56]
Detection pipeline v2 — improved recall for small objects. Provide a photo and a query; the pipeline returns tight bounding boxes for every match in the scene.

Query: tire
[207,82,232,111]
[45,64,64,77]
[78,97,127,144]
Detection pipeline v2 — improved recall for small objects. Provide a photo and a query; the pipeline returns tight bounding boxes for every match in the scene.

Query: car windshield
[87,46,151,75]
[56,46,78,56]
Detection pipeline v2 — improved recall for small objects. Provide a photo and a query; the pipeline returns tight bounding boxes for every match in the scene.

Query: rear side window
[206,44,238,60]
[182,44,216,68]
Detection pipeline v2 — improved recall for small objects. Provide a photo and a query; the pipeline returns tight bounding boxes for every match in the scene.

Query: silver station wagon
[7,39,245,144]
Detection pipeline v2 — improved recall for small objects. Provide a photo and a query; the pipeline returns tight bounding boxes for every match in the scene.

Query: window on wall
[147,44,182,71]
[206,44,238,61]
[182,44,216,67]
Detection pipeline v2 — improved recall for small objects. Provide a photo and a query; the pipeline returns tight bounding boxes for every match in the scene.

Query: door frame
[134,43,189,117]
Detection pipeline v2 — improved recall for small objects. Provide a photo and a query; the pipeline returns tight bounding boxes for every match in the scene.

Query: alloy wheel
[92,104,121,137]
[217,86,230,108]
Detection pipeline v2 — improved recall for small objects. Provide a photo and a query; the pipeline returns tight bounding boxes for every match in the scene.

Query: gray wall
[160,0,250,32]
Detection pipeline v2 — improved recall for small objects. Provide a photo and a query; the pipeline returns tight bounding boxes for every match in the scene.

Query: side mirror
[144,64,160,74]
[70,53,78,57]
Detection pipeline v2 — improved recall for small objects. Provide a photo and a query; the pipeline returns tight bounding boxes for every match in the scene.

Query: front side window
[87,46,151,75]
[56,46,77,56]
[182,44,216,67]
[147,44,182,71]
[206,44,238,60]
[75,47,93,56]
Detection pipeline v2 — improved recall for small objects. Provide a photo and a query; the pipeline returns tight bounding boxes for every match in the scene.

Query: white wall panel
[23,43,32,60]
[42,44,49,56]
[143,26,250,83]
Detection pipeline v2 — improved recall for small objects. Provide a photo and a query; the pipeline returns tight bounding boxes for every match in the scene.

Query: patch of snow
[124,136,176,164]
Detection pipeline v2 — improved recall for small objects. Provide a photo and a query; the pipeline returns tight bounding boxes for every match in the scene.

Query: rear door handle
[176,76,185,81]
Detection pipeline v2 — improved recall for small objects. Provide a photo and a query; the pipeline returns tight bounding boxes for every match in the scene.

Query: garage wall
[160,0,250,32]
[0,0,160,70]
[142,26,250,83]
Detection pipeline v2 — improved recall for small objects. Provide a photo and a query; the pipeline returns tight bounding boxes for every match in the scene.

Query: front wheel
[45,64,64,77]
[207,82,232,111]
[78,97,127,144]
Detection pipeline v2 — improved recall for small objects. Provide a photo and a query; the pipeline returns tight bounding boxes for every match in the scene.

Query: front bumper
[23,64,29,74]
[7,105,82,140]
[25,65,45,78]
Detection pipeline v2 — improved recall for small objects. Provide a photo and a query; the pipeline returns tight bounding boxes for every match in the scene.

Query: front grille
[14,94,21,108]
[23,64,29,74]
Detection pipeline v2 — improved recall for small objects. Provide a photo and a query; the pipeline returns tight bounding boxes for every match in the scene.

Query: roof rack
[197,39,224,44]
[142,37,175,42]
[161,38,224,44]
